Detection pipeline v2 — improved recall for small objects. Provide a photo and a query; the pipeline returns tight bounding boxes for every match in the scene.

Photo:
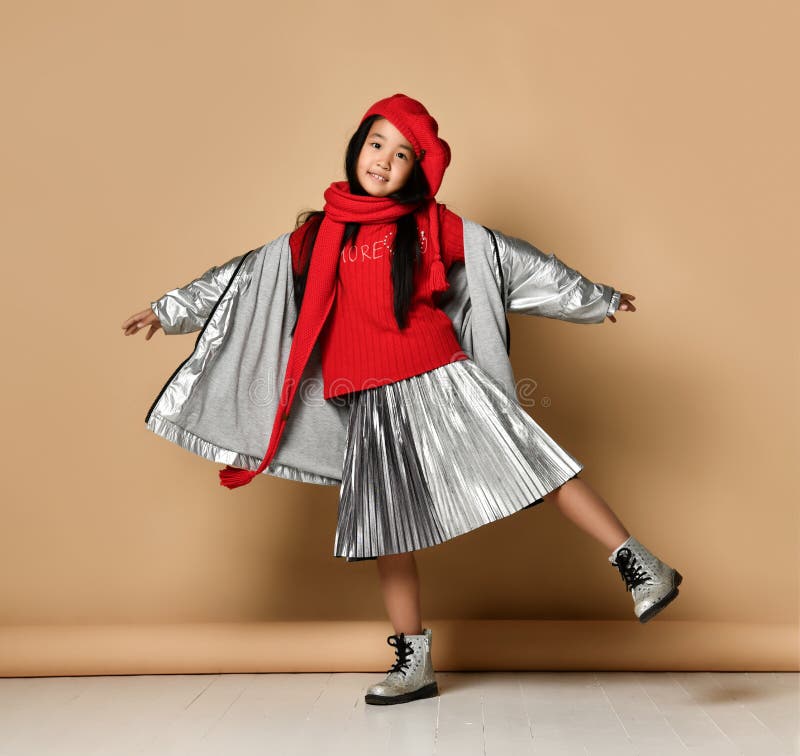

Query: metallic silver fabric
[146,411,341,487]
[150,252,250,335]
[495,231,616,322]
[334,358,583,562]
[365,628,438,705]
[608,289,622,316]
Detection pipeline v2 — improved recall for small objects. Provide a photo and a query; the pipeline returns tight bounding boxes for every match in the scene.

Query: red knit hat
[360,93,451,198]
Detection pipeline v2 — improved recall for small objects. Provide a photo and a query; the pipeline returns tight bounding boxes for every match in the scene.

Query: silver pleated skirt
[333,357,583,562]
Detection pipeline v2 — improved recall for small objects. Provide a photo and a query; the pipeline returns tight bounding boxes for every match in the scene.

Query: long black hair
[291,114,431,334]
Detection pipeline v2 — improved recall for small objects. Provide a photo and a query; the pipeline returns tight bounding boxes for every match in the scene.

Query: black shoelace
[611,547,650,591]
[386,633,414,676]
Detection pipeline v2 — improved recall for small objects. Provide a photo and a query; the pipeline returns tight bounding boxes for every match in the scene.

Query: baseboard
[0,620,796,676]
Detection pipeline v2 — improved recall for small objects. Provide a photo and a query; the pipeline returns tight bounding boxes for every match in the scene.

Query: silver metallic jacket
[147,217,619,486]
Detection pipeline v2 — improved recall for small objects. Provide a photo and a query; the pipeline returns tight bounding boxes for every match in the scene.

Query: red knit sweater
[289,205,468,398]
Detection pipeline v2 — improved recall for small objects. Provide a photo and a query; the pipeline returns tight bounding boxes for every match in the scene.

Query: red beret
[360,93,451,198]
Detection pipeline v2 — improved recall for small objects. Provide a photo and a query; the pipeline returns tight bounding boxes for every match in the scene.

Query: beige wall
[1,0,797,673]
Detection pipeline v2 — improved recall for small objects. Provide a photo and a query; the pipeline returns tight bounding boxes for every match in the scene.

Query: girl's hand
[121,308,163,340]
[607,292,636,324]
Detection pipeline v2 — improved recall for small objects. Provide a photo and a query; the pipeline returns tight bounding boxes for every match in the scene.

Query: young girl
[122,93,683,707]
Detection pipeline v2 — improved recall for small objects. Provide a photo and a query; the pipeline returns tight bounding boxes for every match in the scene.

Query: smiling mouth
[368,172,388,183]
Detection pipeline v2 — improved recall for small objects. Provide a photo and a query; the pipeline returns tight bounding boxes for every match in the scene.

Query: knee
[543,473,581,503]
[376,551,417,569]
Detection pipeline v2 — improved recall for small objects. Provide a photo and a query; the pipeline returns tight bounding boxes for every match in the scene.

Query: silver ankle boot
[364,628,439,706]
[609,536,683,623]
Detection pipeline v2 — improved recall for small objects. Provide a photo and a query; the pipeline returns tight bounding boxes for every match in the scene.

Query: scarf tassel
[429,257,449,294]
[219,465,258,489]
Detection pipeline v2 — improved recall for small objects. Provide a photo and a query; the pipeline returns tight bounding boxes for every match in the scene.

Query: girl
[122,93,683,706]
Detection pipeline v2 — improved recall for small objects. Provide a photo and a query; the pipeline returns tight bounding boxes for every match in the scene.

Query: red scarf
[218,180,448,490]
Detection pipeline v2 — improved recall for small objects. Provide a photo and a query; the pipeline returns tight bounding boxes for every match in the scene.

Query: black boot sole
[365,681,439,706]
[638,571,683,623]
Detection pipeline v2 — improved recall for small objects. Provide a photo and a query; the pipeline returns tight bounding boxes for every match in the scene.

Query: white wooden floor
[0,672,796,756]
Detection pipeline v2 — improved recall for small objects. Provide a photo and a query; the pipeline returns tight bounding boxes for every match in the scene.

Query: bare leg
[376,552,423,635]
[544,476,631,552]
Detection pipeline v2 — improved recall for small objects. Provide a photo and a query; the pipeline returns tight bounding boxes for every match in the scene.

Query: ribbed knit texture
[291,206,467,399]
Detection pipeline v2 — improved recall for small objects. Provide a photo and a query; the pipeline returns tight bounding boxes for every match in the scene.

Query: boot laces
[386,633,414,676]
[611,547,651,591]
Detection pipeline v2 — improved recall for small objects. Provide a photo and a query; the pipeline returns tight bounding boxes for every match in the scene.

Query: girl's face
[356,118,417,196]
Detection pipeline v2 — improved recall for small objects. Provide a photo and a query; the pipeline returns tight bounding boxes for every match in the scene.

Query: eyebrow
[370,132,414,153]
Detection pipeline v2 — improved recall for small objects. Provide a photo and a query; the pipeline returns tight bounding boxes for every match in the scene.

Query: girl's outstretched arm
[492,229,624,324]
[145,252,249,335]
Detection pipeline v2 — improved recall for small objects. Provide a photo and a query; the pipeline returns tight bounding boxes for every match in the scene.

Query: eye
[397,152,408,160]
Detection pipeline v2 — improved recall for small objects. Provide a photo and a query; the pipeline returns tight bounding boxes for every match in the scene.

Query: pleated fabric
[333,358,583,562]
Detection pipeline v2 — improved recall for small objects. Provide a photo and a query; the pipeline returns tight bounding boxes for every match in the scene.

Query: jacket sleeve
[494,230,620,324]
[150,253,248,335]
